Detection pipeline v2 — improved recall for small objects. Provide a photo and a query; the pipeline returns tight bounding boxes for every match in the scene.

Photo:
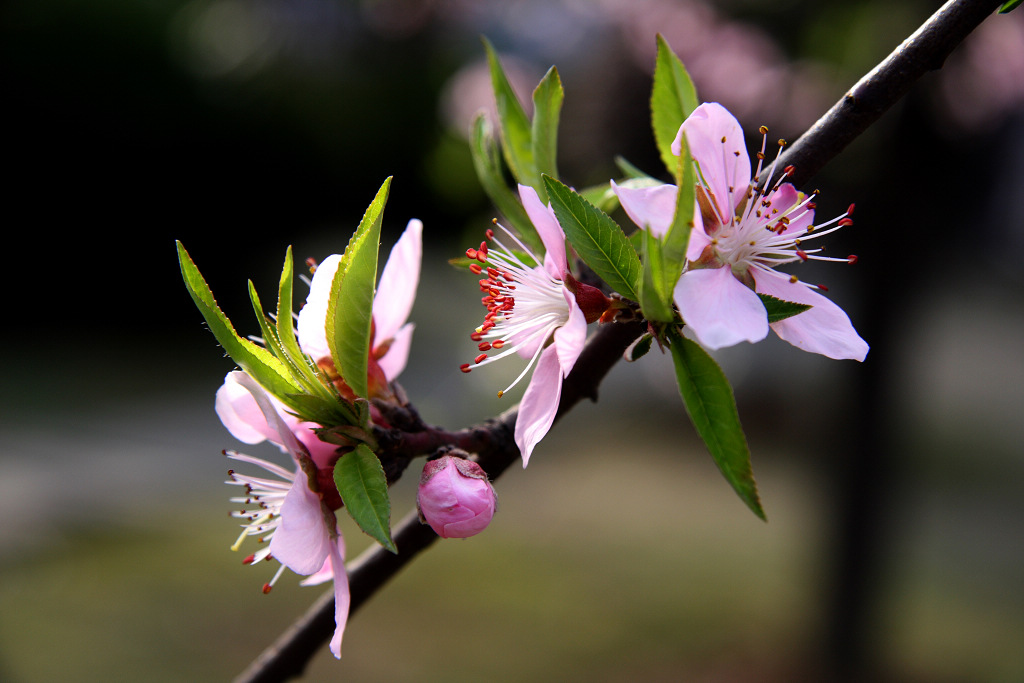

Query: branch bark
[234,0,1004,679]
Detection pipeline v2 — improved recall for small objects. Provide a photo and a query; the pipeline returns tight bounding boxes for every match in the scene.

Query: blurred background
[3,0,1023,680]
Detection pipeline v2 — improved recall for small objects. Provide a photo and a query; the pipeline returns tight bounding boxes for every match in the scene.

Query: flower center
[699,129,858,287]
[459,224,571,397]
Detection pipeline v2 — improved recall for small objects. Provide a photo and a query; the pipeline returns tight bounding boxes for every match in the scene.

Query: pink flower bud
[416,455,497,539]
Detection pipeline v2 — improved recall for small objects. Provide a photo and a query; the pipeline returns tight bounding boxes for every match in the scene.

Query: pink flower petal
[519,184,567,278]
[269,466,331,576]
[554,292,587,376]
[230,372,306,457]
[376,322,414,382]
[373,219,422,345]
[753,271,869,361]
[766,184,814,235]
[611,180,677,238]
[681,102,751,220]
[327,537,349,659]
[215,371,284,445]
[687,222,712,262]
[297,253,342,362]
[674,266,769,349]
[515,344,563,467]
[298,556,334,587]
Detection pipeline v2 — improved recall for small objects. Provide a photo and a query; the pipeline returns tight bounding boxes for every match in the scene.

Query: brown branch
[233,1,1006,678]
[761,0,1004,189]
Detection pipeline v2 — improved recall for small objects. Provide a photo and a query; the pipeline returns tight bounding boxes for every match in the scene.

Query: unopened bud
[416,454,497,539]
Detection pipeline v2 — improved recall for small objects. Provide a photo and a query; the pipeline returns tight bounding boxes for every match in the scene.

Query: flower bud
[416,455,497,539]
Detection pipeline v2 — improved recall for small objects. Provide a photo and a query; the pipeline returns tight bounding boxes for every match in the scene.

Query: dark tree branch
[234,1,1004,679]
[761,0,1004,189]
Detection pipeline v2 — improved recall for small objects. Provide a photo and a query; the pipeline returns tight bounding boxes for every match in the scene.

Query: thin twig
[762,0,1004,189]
[234,1,1004,678]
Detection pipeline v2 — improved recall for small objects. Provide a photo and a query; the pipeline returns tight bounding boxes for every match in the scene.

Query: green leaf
[177,241,304,403]
[662,136,696,274]
[999,0,1022,13]
[326,178,391,400]
[638,229,676,323]
[468,114,543,253]
[333,444,396,553]
[625,333,654,362]
[275,247,312,375]
[531,65,563,186]
[758,293,812,324]
[543,175,642,302]
[483,37,539,191]
[670,334,765,520]
[650,34,699,175]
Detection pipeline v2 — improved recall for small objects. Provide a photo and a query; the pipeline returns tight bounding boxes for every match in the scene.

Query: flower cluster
[615,102,868,360]
[462,102,866,465]
[218,219,422,658]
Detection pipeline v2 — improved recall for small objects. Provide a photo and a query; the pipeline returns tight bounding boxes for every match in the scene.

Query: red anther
[492,340,505,349]
[478,342,492,351]
[817,283,830,292]
[479,241,488,255]
[262,583,273,595]
[796,249,809,261]
[474,353,488,364]
[305,257,318,273]
[838,218,854,227]
[783,165,795,176]
[470,331,483,341]
[242,554,256,565]
[460,363,472,373]
[469,263,482,275]
[466,248,478,260]
[847,254,859,265]
[807,202,817,210]
[486,228,495,239]
[847,203,856,215]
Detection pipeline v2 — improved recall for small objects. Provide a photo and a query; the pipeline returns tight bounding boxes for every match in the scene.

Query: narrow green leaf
[651,34,699,175]
[276,247,309,373]
[638,229,676,323]
[543,175,642,302]
[177,241,304,403]
[285,393,358,427]
[531,65,563,187]
[469,114,543,253]
[670,334,765,520]
[662,136,696,274]
[248,280,286,361]
[333,444,396,553]
[326,178,390,400]
[758,293,812,323]
[483,37,538,190]
[999,0,1022,13]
